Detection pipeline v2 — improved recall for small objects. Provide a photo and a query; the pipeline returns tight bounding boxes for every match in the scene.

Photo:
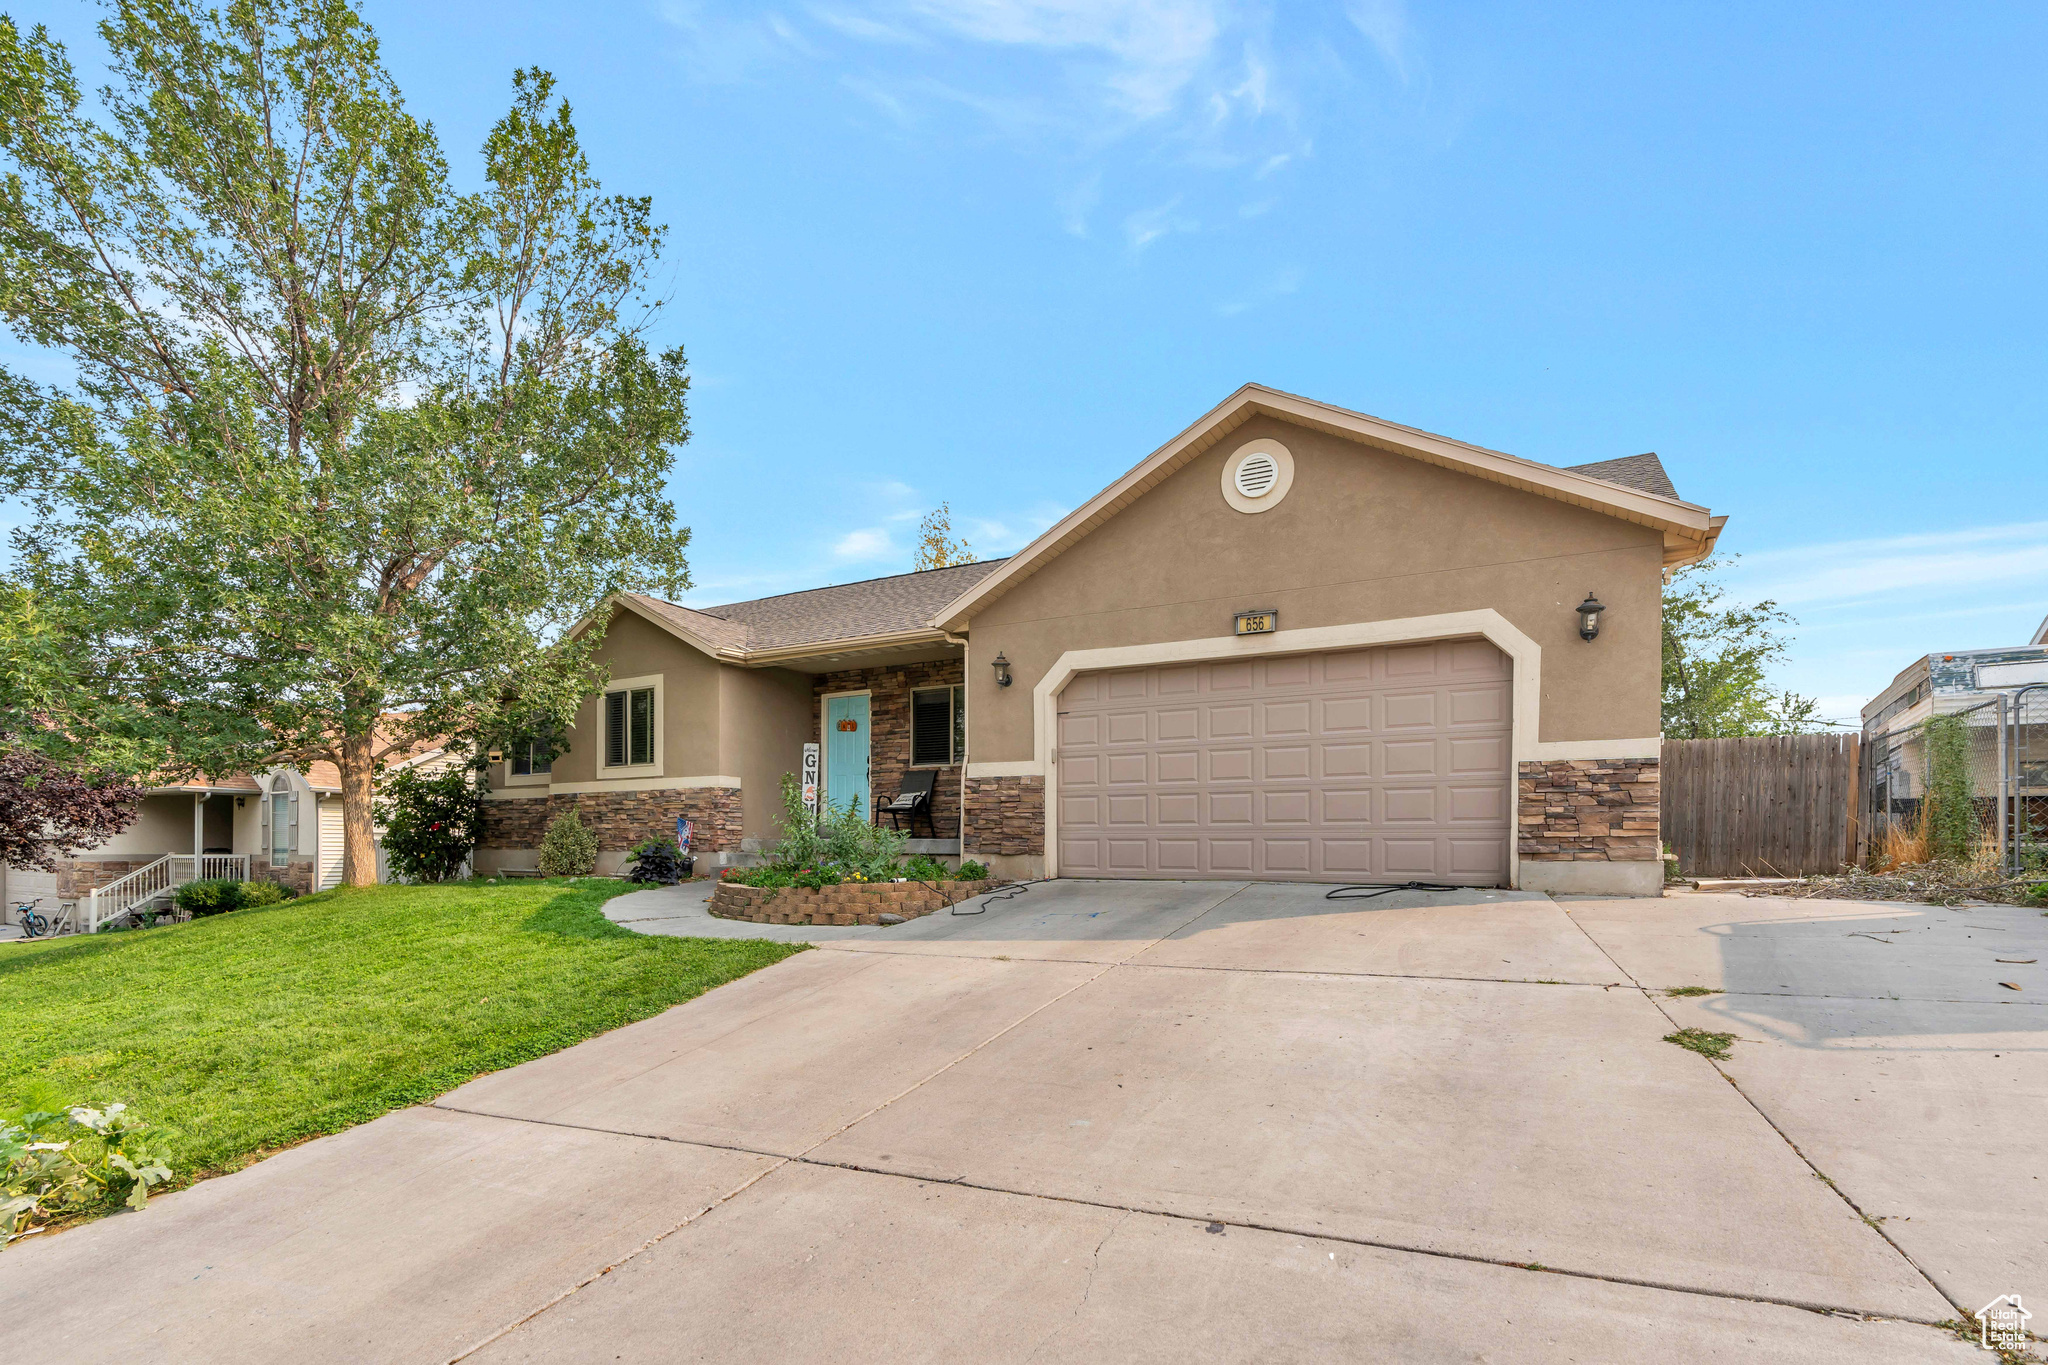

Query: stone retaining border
[709,878,994,927]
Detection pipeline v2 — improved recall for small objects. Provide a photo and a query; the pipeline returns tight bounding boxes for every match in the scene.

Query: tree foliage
[0,3,690,885]
[1662,559,1824,739]
[912,502,972,572]
[0,741,141,871]
[373,763,484,883]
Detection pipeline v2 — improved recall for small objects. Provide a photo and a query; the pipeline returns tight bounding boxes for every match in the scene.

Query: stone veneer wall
[812,659,965,836]
[482,787,744,853]
[1517,758,1660,863]
[52,857,163,898]
[250,857,316,895]
[962,775,1045,857]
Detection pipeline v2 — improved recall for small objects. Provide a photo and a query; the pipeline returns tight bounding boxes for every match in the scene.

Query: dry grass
[1874,815,1928,872]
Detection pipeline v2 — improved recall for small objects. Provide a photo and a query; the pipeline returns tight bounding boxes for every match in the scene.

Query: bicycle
[12,897,49,939]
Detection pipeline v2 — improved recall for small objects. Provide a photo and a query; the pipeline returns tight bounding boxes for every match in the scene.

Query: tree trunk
[338,728,380,887]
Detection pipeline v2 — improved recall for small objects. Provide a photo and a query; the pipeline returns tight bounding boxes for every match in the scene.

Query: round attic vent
[1233,451,1280,498]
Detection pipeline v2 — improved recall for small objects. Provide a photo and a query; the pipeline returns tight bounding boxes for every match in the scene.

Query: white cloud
[1730,520,2048,608]
[1345,0,1415,83]
[964,503,1067,552]
[900,0,1226,119]
[832,527,896,559]
[1124,198,1195,250]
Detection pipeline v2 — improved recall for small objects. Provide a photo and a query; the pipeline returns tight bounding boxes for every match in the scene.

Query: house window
[911,685,965,766]
[510,739,554,776]
[605,686,655,768]
[268,789,296,867]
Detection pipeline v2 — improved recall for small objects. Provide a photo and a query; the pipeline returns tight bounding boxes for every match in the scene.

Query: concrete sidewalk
[2,880,2023,1363]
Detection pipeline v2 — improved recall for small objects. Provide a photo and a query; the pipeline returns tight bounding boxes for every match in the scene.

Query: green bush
[374,765,485,883]
[2,1103,172,1247]
[957,859,989,881]
[901,854,952,882]
[2024,882,2048,908]
[237,880,292,908]
[174,878,243,916]
[537,808,598,877]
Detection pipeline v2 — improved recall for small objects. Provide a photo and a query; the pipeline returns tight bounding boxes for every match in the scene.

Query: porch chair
[874,769,939,839]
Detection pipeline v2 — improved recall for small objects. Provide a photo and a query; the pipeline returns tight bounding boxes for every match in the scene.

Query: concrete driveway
[4,880,2039,1363]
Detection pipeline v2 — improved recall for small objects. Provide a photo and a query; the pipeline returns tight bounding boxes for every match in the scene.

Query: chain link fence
[1863,685,2048,874]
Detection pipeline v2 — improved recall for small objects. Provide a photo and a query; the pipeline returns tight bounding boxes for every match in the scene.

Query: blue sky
[11,1,2048,723]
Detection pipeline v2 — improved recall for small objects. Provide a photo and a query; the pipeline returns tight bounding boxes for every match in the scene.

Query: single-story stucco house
[477,384,1724,895]
[2,740,463,931]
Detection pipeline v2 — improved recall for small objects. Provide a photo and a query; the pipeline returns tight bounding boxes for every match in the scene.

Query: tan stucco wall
[718,664,815,840]
[91,794,202,856]
[538,608,726,785]
[963,414,1666,761]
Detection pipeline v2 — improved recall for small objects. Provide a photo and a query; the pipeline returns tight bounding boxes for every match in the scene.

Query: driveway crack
[1559,897,1969,1320]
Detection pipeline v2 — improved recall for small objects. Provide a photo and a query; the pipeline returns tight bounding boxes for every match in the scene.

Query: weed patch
[1663,1027,1736,1061]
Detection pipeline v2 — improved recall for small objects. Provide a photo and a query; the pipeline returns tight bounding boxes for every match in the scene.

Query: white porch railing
[85,853,251,934]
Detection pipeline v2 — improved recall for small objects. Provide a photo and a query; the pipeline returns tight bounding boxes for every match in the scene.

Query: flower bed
[709,878,993,926]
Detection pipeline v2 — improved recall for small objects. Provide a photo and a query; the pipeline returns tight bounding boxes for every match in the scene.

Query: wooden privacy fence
[1662,734,1862,878]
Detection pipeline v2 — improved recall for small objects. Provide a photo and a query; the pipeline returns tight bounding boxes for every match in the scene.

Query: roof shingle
[631,559,1008,655]
[1564,452,1680,500]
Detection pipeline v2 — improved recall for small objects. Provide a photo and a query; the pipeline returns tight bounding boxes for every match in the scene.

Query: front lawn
[0,879,801,1188]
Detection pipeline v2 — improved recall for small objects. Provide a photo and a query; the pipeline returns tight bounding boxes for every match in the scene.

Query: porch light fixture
[1576,593,1606,642]
[991,651,1013,688]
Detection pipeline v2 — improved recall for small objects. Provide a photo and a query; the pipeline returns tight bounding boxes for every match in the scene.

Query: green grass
[1663,986,1723,998]
[1,879,802,1186]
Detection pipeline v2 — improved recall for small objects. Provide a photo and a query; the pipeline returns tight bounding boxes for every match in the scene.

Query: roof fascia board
[932,384,1718,630]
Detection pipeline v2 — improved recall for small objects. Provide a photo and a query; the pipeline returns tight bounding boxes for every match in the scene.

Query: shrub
[237,880,292,908]
[2,1103,172,1248]
[957,859,990,881]
[901,854,951,882]
[625,837,691,886]
[2025,881,2048,908]
[771,773,828,869]
[537,808,598,877]
[374,765,485,883]
[174,878,243,916]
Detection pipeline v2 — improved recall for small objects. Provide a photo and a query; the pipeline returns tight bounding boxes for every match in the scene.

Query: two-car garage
[1052,639,1515,885]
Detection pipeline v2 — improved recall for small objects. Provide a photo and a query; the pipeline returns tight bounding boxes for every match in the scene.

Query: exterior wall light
[1577,593,1606,642]
[991,651,1013,688]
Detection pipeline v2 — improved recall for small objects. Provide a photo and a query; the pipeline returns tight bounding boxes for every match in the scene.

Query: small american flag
[676,816,693,852]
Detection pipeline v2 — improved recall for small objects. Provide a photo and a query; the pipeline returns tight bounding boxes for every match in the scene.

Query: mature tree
[0,3,690,884]
[912,502,972,571]
[1662,558,1824,738]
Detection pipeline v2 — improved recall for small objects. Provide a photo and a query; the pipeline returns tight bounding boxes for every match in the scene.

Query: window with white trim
[510,738,554,776]
[910,685,965,766]
[604,686,655,768]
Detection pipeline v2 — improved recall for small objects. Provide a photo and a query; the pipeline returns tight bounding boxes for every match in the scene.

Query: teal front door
[824,693,871,820]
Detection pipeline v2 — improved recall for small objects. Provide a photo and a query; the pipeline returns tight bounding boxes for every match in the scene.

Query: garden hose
[1323,881,1464,902]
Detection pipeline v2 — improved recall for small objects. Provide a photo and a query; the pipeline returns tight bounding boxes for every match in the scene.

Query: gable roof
[608,559,1008,664]
[1565,452,1680,500]
[933,384,1724,631]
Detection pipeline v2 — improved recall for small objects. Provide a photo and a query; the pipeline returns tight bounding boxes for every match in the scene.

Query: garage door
[1054,639,1512,883]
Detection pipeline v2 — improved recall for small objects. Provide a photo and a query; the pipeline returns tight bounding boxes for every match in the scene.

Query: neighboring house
[480,383,1722,895]
[1,735,462,930]
[1861,643,2048,816]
